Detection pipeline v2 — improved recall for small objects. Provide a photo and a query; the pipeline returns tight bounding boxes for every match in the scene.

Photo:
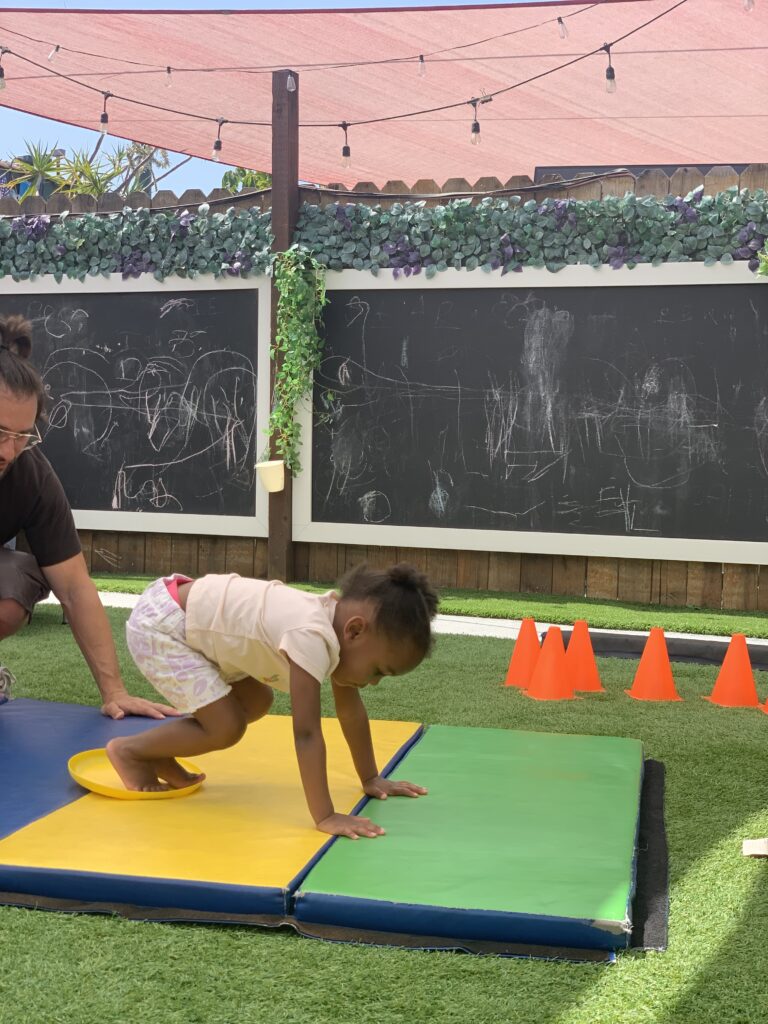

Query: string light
[286,72,296,92]
[165,65,172,88]
[469,95,492,145]
[418,54,426,77]
[47,44,60,62]
[557,17,569,39]
[340,121,352,168]
[212,118,225,162]
[602,43,617,92]
[100,91,111,135]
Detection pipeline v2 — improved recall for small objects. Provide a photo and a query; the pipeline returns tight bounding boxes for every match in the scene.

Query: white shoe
[0,665,15,704]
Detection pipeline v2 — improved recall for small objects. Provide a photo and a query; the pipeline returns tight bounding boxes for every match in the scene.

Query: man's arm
[42,553,178,719]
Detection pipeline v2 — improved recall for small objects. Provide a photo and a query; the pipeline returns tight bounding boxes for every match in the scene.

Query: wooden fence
[1,164,766,217]
[5,165,768,609]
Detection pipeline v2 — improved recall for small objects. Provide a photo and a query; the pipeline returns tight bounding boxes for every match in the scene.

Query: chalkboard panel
[312,285,768,542]
[0,289,259,516]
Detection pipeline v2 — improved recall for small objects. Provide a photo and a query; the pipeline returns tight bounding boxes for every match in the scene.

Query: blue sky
[0,1,559,193]
[0,1,552,192]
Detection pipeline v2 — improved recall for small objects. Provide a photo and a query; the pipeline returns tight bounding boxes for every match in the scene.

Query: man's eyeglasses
[0,425,42,451]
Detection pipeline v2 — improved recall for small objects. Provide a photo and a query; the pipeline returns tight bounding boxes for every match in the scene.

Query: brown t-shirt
[0,447,81,567]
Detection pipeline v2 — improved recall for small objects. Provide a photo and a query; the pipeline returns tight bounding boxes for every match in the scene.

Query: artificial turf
[2,604,768,1024]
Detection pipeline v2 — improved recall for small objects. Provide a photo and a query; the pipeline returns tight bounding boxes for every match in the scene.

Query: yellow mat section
[0,716,419,888]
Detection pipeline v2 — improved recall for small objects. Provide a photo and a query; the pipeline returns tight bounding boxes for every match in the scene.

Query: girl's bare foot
[156,758,205,789]
[106,737,169,792]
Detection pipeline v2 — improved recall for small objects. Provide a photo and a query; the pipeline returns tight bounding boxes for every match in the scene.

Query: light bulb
[212,138,222,162]
[341,144,351,168]
[470,120,481,145]
[0,68,5,91]
[287,73,296,92]
[165,66,172,88]
[743,0,755,10]
[605,65,616,93]
[48,44,60,61]
[557,17,568,39]
[99,112,109,135]
[418,55,426,77]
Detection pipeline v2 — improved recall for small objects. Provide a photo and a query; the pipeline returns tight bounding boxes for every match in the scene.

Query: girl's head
[331,563,439,689]
[0,316,45,478]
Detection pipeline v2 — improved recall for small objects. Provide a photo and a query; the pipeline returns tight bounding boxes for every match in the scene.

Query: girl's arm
[289,661,384,839]
[331,680,429,800]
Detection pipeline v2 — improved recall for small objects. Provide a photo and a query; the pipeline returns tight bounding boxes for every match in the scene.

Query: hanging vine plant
[267,244,329,473]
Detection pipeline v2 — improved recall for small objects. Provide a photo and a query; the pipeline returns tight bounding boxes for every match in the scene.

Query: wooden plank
[90,532,122,574]
[659,561,688,607]
[739,164,768,192]
[426,549,458,589]
[293,542,310,581]
[197,536,228,576]
[686,562,723,608]
[586,557,619,601]
[635,169,669,197]
[564,176,601,201]
[395,547,429,573]
[520,554,553,594]
[171,535,200,577]
[225,537,255,577]
[343,545,370,572]
[144,534,173,577]
[551,556,585,597]
[487,552,521,592]
[758,567,768,613]
[117,533,146,575]
[254,539,268,579]
[722,564,759,611]
[366,546,395,571]
[600,173,635,199]
[308,543,340,583]
[78,530,93,573]
[703,166,738,195]
[617,559,653,604]
[456,550,489,590]
[669,167,704,197]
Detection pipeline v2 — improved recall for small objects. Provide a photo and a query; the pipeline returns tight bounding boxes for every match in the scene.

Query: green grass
[91,574,768,638]
[3,605,768,1023]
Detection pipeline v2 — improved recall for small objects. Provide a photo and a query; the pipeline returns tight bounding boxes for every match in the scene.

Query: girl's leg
[106,692,248,792]
[230,677,274,723]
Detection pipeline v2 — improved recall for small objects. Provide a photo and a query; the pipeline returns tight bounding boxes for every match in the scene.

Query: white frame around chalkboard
[293,262,768,564]
[0,275,270,537]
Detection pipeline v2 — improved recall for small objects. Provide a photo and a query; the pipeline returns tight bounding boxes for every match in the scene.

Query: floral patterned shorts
[125,576,246,714]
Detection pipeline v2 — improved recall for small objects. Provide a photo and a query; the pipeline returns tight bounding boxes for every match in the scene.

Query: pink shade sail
[0,1,765,186]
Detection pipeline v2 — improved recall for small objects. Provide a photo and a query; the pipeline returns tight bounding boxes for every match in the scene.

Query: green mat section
[301,726,644,924]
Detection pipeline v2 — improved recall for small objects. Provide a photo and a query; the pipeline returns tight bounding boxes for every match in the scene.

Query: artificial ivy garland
[268,245,328,473]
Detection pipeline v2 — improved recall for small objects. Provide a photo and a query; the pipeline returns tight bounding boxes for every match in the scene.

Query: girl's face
[332,607,422,689]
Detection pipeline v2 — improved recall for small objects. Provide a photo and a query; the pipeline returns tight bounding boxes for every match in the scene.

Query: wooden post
[268,69,299,581]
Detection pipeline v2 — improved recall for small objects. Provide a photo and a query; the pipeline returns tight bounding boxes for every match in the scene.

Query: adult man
[0,313,176,719]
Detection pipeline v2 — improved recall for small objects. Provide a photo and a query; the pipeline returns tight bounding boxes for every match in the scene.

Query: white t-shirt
[184,574,340,692]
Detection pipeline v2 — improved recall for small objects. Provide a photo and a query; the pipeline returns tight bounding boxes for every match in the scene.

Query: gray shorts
[0,548,51,614]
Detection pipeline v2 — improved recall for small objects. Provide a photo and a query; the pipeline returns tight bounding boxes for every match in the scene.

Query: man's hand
[100,693,181,720]
[317,812,385,839]
[363,775,428,799]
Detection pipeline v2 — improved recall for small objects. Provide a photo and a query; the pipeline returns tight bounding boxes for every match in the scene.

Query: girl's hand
[317,812,385,839]
[363,775,428,799]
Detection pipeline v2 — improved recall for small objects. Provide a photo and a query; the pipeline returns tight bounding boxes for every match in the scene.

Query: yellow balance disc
[68,748,204,800]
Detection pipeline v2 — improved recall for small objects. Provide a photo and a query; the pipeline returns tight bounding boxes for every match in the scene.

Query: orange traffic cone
[564,620,604,693]
[705,634,760,707]
[625,628,682,702]
[524,626,576,701]
[502,617,540,688]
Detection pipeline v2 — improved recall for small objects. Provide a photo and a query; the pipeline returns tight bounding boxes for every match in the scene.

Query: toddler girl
[107,563,438,839]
